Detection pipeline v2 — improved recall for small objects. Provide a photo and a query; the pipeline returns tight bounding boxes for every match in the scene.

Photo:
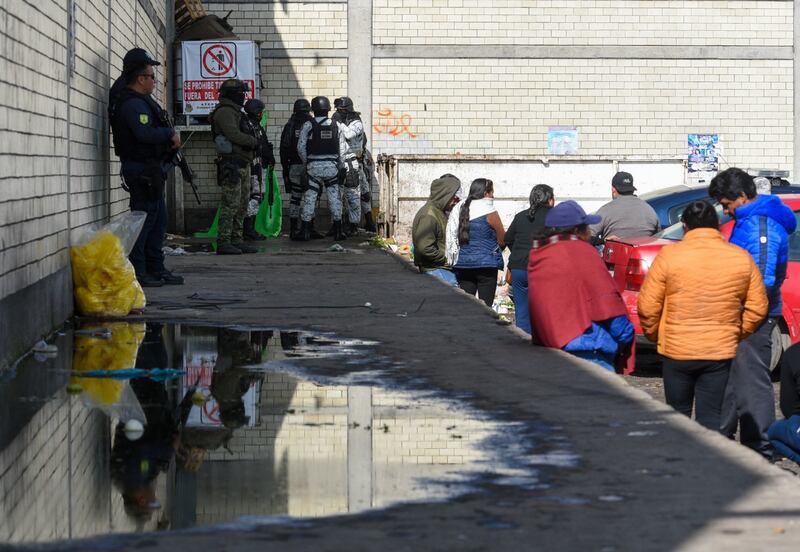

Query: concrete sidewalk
[55,237,800,550]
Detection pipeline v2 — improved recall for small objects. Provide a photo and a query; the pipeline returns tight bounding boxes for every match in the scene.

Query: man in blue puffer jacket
[709,168,798,459]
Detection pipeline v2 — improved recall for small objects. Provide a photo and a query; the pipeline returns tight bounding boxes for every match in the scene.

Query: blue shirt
[563,316,635,357]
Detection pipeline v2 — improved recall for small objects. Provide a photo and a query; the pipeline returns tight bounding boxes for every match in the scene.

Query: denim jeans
[426,268,459,287]
[510,268,530,334]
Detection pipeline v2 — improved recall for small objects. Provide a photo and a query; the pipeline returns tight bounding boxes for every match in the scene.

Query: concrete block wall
[0,0,167,367]
[373,0,793,46]
[179,0,795,235]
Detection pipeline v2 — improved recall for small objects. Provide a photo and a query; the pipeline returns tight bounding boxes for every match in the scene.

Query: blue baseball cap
[545,200,601,227]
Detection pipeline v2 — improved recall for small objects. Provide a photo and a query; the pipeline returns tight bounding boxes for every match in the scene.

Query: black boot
[289,218,301,240]
[233,242,258,254]
[363,212,377,233]
[217,243,243,255]
[300,220,312,241]
[333,220,346,241]
[243,216,265,241]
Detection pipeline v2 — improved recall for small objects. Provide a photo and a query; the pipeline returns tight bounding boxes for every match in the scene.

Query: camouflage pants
[343,160,361,224]
[218,163,249,244]
[301,174,341,223]
[288,164,305,219]
[359,164,372,216]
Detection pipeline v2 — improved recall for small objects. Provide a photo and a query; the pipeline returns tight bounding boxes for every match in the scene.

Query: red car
[604,195,800,370]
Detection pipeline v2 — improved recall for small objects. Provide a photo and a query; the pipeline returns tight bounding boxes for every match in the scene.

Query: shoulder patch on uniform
[139,114,149,125]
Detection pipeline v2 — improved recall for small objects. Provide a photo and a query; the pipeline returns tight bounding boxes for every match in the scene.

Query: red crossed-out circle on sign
[202,44,235,77]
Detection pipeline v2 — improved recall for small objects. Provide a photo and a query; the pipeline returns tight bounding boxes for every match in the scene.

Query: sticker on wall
[687,134,719,173]
[547,126,579,155]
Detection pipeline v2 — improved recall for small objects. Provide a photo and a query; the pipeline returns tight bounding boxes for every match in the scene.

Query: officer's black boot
[363,212,377,233]
[243,216,265,241]
[333,220,346,241]
[300,220,312,241]
[289,218,301,240]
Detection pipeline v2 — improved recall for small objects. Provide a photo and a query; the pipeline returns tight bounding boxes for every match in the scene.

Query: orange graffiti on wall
[373,108,417,139]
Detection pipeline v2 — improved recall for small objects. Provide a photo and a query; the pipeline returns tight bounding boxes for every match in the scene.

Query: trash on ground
[163,246,188,256]
[329,244,346,252]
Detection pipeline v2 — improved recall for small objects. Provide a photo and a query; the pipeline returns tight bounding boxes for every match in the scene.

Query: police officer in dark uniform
[109,49,184,287]
[242,98,275,241]
[279,99,314,240]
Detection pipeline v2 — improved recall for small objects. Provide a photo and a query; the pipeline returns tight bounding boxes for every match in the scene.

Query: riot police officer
[242,98,275,241]
[297,96,347,241]
[335,97,366,236]
[109,49,184,287]
[280,99,314,240]
[209,79,259,255]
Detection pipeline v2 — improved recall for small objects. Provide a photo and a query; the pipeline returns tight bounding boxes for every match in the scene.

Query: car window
[667,202,692,225]
[789,211,800,262]
[656,204,730,241]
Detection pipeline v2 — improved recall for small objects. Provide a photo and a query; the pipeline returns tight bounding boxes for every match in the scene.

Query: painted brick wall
[205,1,347,48]
[0,0,166,315]
[372,58,794,170]
[374,0,793,46]
[0,0,70,301]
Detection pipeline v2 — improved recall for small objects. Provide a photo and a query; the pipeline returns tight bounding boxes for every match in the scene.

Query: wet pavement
[4,235,800,550]
[1,323,541,544]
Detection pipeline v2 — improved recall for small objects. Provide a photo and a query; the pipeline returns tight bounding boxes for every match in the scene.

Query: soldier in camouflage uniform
[297,96,348,241]
[335,97,365,236]
[360,148,378,232]
[209,79,259,255]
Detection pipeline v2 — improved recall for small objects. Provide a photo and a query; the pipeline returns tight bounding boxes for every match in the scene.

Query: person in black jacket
[504,184,554,334]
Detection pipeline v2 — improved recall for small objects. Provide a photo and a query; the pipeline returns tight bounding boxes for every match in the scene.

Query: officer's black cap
[123,48,160,69]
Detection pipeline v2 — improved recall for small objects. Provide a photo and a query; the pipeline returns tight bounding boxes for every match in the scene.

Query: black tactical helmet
[333,97,343,109]
[293,99,311,114]
[244,98,265,118]
[311,96,331,114]
[219,79,249,97]
[337,96,354,111]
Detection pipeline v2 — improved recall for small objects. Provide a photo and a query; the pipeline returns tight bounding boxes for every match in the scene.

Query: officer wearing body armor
[242,99,275,241]
[109,48,184,287]
[209,79,259,255]
[280,99,315,240]
[334,97,369,236]
[297,96,348,241]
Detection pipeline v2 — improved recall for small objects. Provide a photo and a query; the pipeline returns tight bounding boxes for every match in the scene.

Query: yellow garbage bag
[71,227,146,316]
[70,322,146,405]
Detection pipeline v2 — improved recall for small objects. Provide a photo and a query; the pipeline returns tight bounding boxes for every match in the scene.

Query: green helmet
[219,79,249,97]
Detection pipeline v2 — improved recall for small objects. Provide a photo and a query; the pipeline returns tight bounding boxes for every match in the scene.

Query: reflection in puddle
[0,323,536,544]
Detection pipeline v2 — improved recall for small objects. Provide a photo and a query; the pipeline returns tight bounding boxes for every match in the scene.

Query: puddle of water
[0,322,540,545]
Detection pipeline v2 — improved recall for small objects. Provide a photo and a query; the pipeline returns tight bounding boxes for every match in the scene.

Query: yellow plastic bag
[70,212,147,316]
[70,322,146,405]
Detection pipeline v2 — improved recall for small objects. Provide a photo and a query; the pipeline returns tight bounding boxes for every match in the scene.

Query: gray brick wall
[0,0,167,364]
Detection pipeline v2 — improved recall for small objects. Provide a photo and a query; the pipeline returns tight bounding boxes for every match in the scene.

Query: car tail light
[625,258,649,292]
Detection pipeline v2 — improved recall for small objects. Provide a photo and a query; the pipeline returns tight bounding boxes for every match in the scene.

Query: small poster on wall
[547,126,579,155]
[687,133,719,173]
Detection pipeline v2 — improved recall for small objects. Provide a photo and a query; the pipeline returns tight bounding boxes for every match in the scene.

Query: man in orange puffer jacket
[637,200,768,431]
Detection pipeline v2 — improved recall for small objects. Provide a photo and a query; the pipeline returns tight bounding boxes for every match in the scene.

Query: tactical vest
[307,119,339,162]
[110,88,169,164]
